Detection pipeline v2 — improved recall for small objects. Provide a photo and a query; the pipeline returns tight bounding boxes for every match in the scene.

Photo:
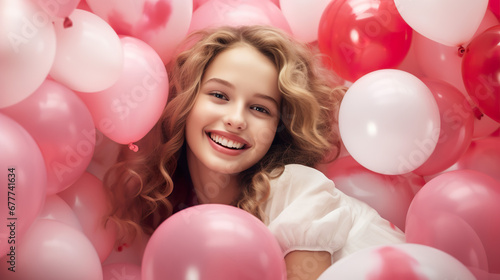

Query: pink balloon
[318,243,476,280]
[413,79,475,176]
[189,0,292,35]
[142,204,286,280]
[0,113,47,256]
[450,137,500,182]
[32,0,80,18]
[323,156,424,231]
[0,219,103,280]
[414,10,499,96]
[102,263,141,280]
[37,195,82,231]
[86,0,192,64]
[473,113,500,139]
[59,172,117,262]
[49,9,124,92]
[0,0,56,108]
[1,79,96,194]
[406,170,500,274]
[77,36,169,146]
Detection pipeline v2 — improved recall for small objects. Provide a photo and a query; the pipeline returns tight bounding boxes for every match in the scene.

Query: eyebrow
[204,77,280,108]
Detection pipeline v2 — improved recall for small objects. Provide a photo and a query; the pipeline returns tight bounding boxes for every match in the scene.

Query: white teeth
[209,133,245,149]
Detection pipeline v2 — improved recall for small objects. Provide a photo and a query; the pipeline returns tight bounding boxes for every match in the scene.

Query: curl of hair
[104,25,346,242]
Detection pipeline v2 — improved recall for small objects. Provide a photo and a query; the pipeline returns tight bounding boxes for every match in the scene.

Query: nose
[223,105,247,130]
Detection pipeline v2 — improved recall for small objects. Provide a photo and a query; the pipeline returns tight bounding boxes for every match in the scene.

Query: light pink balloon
[103,232,149,266]
[37,195,82,231]
[77,36,169,145]
[449,137,500,182]
[0,0,56,108]
[32,0,80,18]
[189,0,292,35]
[0,219,103,280]
[0,113,47,256]
[102,263,141,280]
[338,69,441,175]
[406,170,500,274]
[323,156,424,231]
[395,0,488,46]
[318,243,476,280]
[49,9,123,92]
[59,172,117,262]
[86,0,192,64]
[413,79,475,176]
[142,204,286,280]
[1,79,96,194]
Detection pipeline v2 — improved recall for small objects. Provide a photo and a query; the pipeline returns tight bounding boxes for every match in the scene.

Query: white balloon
[0,0,56,108]
[49,9,124,92]
[279,0,332,42]
[394,0,488,46]
[338,69,440,175]
[318,243,476,280]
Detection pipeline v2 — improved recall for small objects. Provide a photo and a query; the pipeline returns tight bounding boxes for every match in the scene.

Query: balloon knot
[472,107,484,120]
[128,143,139,152]
[63,17,73,28]
[458,45,466,57]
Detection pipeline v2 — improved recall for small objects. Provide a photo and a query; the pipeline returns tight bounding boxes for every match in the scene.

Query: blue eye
[210,92,228,100]
[251,105,270,114]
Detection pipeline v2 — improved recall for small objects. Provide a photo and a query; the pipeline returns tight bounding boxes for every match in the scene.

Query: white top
[263,164,406,262]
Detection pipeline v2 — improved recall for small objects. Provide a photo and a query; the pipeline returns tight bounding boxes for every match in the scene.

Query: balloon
[0,219,103,280]
[0,0,56,108]
[189,0,292,35]
[279,0,332,42]
[394,0,488,46]
[473,113,500,139]
[414,10,499,96]
[1,79,96,194]
[103,233,149,266]
[0,113,47,256]
[491,0,500,20]
[77,36,169,145]
[59,172,117,262]
[413,79,474,176]
[323,156,424,231]
[318,243,476,280]
[37,195,83,231]
[462,25,500,123]
[406,170,500,274]
[49,9,123,92]
[318,0,412,82]
[32,0,80,19]
[406,211,489,278]
[86,0,192,64]
[142,204,286,280]
[449,137,500,182]
[103,263,141,280]
[338,69,441,175]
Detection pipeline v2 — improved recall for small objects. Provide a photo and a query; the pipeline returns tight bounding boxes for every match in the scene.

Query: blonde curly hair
[104,25,345,243]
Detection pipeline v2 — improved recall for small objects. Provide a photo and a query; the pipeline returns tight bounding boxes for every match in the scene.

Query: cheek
[254,121,278,148]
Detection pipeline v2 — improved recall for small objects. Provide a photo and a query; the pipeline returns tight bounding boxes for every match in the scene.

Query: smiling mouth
[208,132,246,150]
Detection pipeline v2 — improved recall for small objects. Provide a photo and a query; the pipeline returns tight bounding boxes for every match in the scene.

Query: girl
[104,25,405,279]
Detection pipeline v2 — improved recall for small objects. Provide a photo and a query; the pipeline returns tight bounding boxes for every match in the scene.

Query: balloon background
[1,0,499,279]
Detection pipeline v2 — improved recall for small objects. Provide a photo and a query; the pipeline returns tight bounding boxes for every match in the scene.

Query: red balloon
[462,25,500,123]
[142,204,286,280]
[406,170,500,275]
[318,0,412,82]
[413,79,475,176]
[490,0,500,21]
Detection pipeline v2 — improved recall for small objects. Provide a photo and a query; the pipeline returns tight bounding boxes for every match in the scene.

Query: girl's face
[185,44,281,175]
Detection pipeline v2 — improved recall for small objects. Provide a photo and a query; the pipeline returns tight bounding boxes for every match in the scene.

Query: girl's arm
[285,250,331,280]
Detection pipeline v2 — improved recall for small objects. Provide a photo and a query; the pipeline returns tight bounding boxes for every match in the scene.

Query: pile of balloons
[1,0,499,279]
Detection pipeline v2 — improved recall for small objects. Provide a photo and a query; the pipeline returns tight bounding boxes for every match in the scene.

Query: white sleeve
[263,164,405,257]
